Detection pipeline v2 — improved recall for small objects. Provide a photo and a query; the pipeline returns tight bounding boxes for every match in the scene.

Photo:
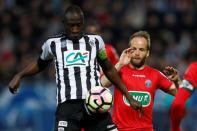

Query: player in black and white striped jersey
[8,5,142,131]
[41,33,107,103]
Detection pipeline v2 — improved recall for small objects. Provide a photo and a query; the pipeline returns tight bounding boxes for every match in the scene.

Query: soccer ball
[85,86,113,114]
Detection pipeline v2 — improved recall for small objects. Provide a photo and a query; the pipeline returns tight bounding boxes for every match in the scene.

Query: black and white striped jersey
[40,34,106,104]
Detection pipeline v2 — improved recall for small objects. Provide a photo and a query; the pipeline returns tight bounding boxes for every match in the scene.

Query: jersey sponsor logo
[123,91,151,107]
[58,121,68,127]
[89,39,95,46]
[181,80,194,91]
[64,50,89,67]
[145,79,152,88]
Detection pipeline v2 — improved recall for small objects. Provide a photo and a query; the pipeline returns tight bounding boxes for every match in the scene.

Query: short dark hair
[63,5,84,23]
[129,31,151,50]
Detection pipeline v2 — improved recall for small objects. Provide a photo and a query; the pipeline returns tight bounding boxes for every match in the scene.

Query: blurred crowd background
[0,0,197,131]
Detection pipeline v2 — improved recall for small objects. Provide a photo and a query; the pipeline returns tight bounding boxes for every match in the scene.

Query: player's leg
[170,88,192,131]
[83,111,117,131]
[54,100,84,131]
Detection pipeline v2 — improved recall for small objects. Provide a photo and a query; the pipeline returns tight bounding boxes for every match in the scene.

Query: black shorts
[54,99,117,131]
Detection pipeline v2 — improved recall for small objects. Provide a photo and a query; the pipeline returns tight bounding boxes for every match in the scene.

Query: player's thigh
[84,112,117,131]
[54,100,84,131]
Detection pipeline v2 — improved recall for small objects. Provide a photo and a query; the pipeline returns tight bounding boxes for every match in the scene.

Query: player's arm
[98,48,143,112]
[167,83,178,96]
[163,66,182,96]
[170,62,197,131]
[8,58,52,94]
[100,62,123,87]
[8,40,54,94]
[101,48,132,87]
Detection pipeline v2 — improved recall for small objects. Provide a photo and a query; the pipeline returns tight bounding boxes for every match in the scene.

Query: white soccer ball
[85,86,113,113]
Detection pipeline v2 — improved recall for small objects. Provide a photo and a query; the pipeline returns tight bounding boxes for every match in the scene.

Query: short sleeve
[158,71,173,91]
[40,39,54,60]
[95,35,105,51]
[95,35,107,61]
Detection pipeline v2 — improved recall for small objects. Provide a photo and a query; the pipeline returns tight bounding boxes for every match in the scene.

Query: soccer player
[170,61,197,131]
[101,31,178,131]
[8,5,142,131]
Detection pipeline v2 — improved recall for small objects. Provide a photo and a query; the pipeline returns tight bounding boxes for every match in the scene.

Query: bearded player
[101,31,178,131]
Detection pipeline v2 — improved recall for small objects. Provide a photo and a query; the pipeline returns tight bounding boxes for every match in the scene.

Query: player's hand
[128,96,144,117]
[119,48,133,66]
[163,66,181,88]
[8,74,21,94]
[163,66,179,82]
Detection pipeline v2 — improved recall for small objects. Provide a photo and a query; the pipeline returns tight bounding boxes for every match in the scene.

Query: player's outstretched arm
[100,62,124,87]
[99,59,143,114]
[8,58,50,94]
[98,48,143,113]
[101,48,132,87]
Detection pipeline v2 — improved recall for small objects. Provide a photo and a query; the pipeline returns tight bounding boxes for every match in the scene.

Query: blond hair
[129,31,151,50]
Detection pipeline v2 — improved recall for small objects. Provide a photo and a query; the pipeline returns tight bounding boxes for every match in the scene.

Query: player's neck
[129,64,145,70]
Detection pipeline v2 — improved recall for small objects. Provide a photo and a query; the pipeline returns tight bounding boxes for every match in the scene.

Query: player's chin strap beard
[131,59,146,69]
[130,62,144,69]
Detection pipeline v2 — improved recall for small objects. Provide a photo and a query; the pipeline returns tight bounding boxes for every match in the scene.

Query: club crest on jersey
[64,50,89,67]
[145,79,152,88]
[89,39,95,46]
